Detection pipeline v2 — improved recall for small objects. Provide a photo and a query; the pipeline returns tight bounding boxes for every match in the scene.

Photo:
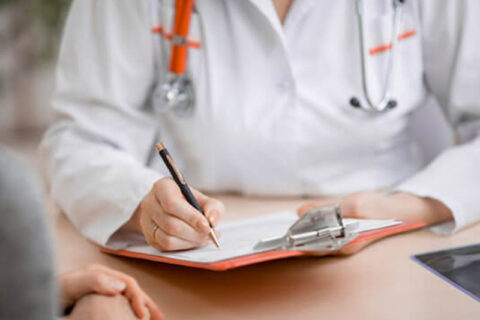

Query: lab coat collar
[247,0,318,46]
[283,0,317,32]
[247,0,286,44]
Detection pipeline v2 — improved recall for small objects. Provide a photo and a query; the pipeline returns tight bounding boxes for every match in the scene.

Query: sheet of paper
[124,211,401,264]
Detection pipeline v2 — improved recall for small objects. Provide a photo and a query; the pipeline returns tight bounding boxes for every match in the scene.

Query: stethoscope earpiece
[387,100,397,109]
[352,0,404,114]
[349,97,362,108]
[349,97,398,112]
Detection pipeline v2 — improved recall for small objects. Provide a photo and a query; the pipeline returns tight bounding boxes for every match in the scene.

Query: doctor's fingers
[307,238,379,257]
[191,189,225,227]
[296,192,376,217]
[337,238,379,256]
[153,182,212,235]
[297,192,394,220]
[297,198,340,216]
[155,213,213,244]
[146,218,207,251]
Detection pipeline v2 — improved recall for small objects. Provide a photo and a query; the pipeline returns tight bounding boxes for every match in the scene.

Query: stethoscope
[152,0,196,116]
[350,0,405,112]
[153,0,405,115]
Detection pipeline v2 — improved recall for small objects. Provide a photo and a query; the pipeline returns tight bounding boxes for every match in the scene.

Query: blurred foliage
[0,0,72,94]
[32,0,72,64]
[0,0,72,67]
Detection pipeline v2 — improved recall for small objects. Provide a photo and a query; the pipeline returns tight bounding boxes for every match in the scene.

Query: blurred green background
[0,0,71,134]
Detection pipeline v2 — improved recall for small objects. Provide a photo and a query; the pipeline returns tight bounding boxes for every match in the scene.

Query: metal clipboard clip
[254,205,359,252]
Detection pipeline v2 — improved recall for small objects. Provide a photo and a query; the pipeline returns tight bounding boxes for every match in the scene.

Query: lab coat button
[276,80,292,91]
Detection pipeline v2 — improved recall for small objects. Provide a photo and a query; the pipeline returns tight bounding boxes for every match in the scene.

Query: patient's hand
[64,294,145,320]
[60,264,163,320]
[297,191,453,254]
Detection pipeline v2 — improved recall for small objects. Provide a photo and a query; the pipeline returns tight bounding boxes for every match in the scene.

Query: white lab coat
[40,0,480,246]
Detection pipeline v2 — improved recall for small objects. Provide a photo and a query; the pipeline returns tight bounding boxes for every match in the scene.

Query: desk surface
[52,195,480,320]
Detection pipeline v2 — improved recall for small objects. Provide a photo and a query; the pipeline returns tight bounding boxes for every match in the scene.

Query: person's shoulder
[0,147,36,191]
[0,146,56,320]
[0,147,44,223]
[70,0,151,16]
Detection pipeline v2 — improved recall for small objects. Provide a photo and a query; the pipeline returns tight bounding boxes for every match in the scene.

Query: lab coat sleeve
[396,0,480,234]
[39,0,163,246]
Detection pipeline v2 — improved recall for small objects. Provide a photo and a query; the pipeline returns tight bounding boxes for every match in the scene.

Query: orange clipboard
[101,206,426,271]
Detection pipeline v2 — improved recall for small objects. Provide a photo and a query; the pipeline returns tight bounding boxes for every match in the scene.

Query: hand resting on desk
[297,191,453,255]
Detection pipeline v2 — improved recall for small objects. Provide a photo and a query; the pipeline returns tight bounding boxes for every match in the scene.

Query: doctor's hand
[134,177,224,251]
[297,191,453,255]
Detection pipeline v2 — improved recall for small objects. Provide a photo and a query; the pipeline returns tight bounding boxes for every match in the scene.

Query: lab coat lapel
[282,0,316,32]
[247,0,286,45]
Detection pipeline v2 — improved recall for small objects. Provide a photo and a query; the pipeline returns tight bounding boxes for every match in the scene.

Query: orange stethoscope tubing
[169,0,194,75]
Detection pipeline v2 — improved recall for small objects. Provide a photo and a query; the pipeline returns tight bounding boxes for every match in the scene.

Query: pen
[155,142,221,248]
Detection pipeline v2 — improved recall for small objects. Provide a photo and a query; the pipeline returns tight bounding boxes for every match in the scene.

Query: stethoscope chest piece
[153,0,196,117]
[153,73,195,117]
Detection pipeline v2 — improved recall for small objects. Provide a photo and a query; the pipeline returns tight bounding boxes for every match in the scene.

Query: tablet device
[412,243,480,302]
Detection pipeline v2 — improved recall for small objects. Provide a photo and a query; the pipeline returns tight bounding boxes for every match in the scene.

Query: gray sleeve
[0,147,56,320]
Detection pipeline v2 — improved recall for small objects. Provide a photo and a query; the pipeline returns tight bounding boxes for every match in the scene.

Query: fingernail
[109,280,126,291]
[209,211,217,225]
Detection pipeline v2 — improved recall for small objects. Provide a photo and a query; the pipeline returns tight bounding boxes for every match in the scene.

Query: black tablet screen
[413,243,480,302]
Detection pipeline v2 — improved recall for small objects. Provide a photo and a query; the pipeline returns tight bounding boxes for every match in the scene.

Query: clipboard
[102,206,425,271]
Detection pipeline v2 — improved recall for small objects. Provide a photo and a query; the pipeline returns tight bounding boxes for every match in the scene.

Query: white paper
[122,211,401,264]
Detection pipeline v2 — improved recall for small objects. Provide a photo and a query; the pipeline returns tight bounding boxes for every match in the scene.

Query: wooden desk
[51,195,480,320]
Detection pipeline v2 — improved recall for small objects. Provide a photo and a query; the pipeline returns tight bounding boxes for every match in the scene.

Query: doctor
[41,0,480,252]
